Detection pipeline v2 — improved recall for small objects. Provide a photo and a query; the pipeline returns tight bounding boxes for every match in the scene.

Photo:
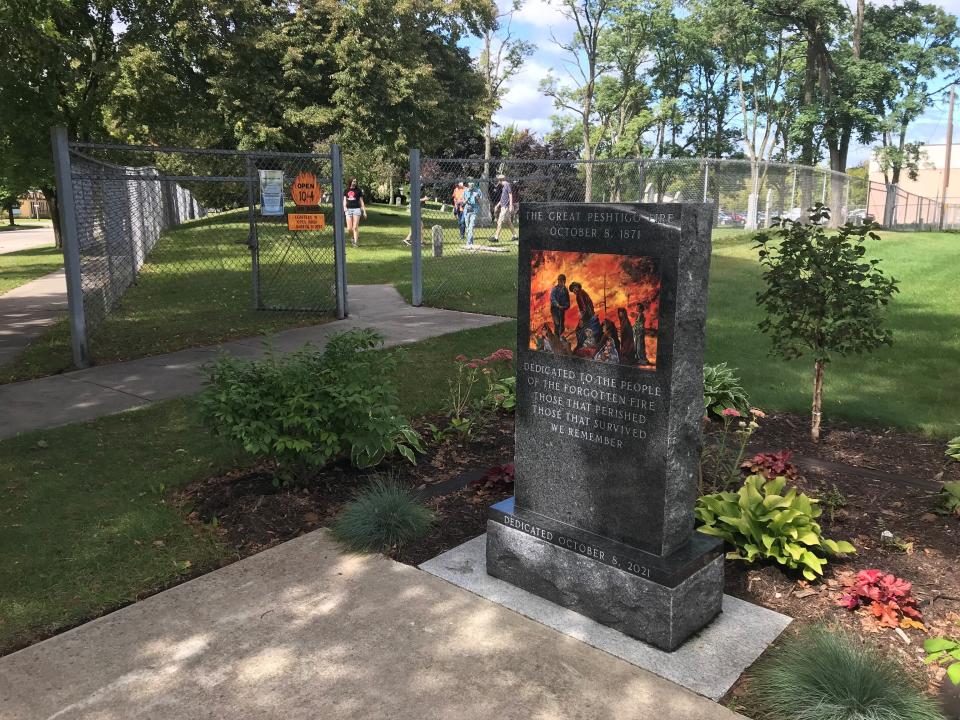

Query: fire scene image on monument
[528,249,661,369]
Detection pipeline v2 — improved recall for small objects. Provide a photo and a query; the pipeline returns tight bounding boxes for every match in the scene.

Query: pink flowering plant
[837,569,924,630]
[443,349,514,439]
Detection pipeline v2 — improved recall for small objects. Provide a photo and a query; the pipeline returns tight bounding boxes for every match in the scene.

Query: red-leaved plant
[470,463,515,497]
[837,569,925,629]
[741,450,799,480]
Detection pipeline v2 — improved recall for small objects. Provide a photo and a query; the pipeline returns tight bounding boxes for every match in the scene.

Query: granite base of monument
[486,498,724,652]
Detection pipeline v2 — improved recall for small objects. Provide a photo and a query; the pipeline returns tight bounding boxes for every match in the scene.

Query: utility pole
[940,85,955,230]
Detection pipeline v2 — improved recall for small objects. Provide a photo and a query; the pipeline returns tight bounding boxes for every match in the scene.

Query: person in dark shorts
[343,178,367,247]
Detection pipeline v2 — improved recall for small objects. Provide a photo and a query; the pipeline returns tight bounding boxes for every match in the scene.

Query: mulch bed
[181,409,959,701]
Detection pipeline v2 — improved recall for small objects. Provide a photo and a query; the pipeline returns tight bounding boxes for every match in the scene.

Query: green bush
[751,626,944,720]
[198,329,422,479]
[947,436,960,462]
[488,376,516,412]
[696,475,855,580]
[703,363,750,418]
[331,478,435,552]
[925,637,960,685]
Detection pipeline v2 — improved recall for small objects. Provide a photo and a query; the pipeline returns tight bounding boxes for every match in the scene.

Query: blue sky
[469,0,960,167]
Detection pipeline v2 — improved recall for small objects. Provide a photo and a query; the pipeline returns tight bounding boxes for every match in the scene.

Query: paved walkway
[0,530,745,720]
[0,285,508,439]
[0,270,67,367]
[0,226,56,254]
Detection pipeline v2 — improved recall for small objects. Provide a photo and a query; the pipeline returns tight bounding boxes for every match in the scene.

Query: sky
[468,0,960,167]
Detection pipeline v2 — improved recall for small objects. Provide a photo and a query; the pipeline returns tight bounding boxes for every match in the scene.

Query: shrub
[741,450,799,481]
[838,569,924,629]
[703,363,750,418]
[331,478,435,553]
[751,626,944,720]
[198,329,422,479]
[696,475,855,580]
[488,376,516,412]
[700,407,762,494]
[925,637,960,685]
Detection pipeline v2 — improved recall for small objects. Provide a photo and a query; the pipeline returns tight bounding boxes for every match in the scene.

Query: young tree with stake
[754,205,899,441]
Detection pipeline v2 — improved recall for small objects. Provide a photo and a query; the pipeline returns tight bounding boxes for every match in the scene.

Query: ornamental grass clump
[696,474,855,580]
[331,478,434,553]
[750,626,944,720]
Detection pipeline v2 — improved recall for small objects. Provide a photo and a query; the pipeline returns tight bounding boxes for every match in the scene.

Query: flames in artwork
[529,250,661,368]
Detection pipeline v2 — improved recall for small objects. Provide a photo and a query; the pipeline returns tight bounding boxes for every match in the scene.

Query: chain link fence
[413,155,960,317]
[52,129,345,367]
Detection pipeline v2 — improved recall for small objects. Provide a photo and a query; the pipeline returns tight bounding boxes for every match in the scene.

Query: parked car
[846,207,871,224]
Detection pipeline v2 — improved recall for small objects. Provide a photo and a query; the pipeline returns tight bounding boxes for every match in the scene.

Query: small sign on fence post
[292,171,321,207]
[287,213,326,231]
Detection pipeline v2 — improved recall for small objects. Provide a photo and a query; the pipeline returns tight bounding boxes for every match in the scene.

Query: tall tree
[866,1,960,185]
[478,2,534,193]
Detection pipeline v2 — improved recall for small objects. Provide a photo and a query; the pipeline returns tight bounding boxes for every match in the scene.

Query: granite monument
[486,202,723,651]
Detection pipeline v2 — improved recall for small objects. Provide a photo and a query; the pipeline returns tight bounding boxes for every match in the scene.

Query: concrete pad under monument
[486,202,725,652]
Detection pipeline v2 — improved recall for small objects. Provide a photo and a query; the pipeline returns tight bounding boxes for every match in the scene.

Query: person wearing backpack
[462,181,482,247]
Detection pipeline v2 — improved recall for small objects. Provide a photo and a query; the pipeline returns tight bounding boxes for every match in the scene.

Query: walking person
[492,173,515,243]
[343,178,367,247]
[462,181,482,247]
[452,181,467,240]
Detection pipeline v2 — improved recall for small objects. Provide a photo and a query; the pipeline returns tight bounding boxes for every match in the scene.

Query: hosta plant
[696,474,856,580]
[702,363,751,418]
[837,569,924,630]
[937,481,960,516]
[947,436,960,462]
[741,450,799,481]
[924,637,960,685]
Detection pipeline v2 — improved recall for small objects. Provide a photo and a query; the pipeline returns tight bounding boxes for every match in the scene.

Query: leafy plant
[750,626,944,720]
[741,450,799,481]
[700,407,763,494]
[469,463,515,498]
[331,477,435,553]
[755,207,899,441]
[820,484,849,523]
[198,329,421,481]
[947,436,960,462]
[837,569,924,630]
[925,637,960,685]
[488,376,516,412]
[696,475,856,580]
[936,481,960,516]
[444,349,514,439]
[702,363,750,418]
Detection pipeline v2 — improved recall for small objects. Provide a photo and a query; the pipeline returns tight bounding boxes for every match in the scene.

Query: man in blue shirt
[550,273,570,336]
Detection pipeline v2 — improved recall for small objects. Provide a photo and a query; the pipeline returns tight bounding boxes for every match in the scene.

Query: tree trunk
[811,359,825,442]
[582,115,593,203]
[43,185,63,248]
[6,206,14,226]
[799,41,817,221]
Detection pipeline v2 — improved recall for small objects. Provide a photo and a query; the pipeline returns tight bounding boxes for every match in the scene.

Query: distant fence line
[418,155,960,232]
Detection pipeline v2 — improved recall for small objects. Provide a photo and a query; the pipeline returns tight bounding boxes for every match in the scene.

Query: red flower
[455,354,467,362]
[721,408,741,418]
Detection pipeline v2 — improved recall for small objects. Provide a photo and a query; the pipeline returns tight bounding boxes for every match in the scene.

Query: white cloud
[493,60,562,135]
[512,0,571,30]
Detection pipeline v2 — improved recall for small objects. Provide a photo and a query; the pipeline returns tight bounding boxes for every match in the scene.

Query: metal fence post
[702,159,709,202]
[331,143,348,319]
[50,126,90,369]
[410,148,423,307]
[245,156,261,310]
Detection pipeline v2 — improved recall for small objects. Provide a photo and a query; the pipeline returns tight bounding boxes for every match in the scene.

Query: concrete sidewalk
[0,269,67,367]
[0,530,746,720]
[0,285,508,439]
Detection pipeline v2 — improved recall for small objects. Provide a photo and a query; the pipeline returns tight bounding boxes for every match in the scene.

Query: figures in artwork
[529,250,660,369]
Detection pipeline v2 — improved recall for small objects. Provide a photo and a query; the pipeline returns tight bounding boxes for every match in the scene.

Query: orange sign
[292,171,321,206]
[287,213,326,231]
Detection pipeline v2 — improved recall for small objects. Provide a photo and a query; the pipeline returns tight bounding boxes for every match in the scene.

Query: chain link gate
[51,128,346,369]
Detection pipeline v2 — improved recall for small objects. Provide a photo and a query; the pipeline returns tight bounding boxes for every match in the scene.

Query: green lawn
[0,246,63,295]
[0,219,53,232]
[0,320,514,655]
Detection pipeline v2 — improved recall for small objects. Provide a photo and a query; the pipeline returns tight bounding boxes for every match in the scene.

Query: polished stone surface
[487,514,724,651]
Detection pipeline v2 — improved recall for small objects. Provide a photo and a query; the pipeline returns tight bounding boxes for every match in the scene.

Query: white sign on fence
[258,170,284,216]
